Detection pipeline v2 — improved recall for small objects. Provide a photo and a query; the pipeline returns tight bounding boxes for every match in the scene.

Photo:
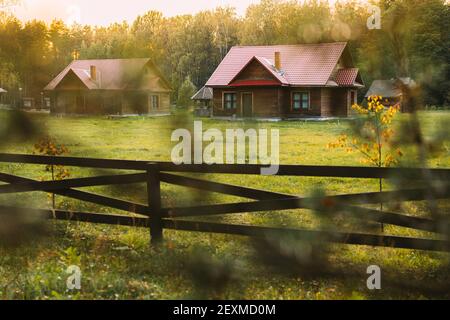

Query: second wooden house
[44,58,172,115]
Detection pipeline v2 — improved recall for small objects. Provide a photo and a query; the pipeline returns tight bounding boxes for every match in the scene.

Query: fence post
[147,163,163,245]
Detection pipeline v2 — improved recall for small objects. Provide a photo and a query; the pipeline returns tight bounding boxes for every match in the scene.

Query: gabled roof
[365,78,416,98]
[70,68,99,89]
[44,58,171,91]
[206,42,351,87]
[227,56,289,87]
[191,86,213,100]
[335,68,363,87]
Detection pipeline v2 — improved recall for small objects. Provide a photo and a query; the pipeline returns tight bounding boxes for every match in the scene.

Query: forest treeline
[0,0,448,106]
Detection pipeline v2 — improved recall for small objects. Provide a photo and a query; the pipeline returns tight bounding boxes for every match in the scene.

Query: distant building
[205,42,364,118]
[191,86,213,117]
[365,78,417,112]
[192,86,213,105]
[44,58,172,115]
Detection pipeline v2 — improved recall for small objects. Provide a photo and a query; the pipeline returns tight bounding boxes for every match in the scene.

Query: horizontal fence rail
[1,153,449,179]
[0,206,448,253]
[0,172,149,216]
[160,186,450,218]
[0,173,147,194]
[0,153,449,252]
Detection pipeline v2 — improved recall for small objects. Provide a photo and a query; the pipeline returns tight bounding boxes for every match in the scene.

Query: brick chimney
[274,52,281,70]
[90,65,97,81]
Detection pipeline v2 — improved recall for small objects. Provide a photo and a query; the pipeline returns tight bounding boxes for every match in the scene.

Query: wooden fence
[0,153,449,252]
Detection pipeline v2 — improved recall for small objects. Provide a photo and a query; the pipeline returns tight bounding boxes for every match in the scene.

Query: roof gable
[334,68,364,87]
[191,86,213,100]
[229,56,288,86]
[206,42,348,87]
[55,69,92,90]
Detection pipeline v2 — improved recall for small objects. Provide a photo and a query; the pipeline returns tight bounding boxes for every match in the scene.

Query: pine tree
[177,76,196,109]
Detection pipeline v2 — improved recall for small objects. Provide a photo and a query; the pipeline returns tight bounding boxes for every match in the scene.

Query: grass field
[0,110,449,300]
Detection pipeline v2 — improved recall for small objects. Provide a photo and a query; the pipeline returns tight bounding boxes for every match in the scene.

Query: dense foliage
[0,0,448,106]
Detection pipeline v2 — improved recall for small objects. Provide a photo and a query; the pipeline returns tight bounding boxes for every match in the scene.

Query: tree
[177,76,196,108]
[329,96,403,168]
[33,136,70,209]
[328,95,403,231]
[0,0,448,107]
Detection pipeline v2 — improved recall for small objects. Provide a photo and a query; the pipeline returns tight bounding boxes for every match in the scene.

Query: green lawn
[0,110,449,300]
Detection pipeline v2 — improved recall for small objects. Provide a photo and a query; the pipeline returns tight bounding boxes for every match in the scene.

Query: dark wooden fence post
[147,163,163,245]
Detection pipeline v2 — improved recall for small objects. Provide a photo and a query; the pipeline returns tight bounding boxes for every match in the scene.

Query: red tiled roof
[206,42,348,87]
[335,68,359,86]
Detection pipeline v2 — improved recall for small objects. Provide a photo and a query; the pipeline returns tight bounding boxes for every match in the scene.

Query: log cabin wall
[283,87,322,117]
[52,90,170,115]
[121,92,147,114]
[212,87,281,117]
[320,88,332,117]
[158,93,171,113]
[331,88,350,117]
[252,87,281,117]
[212,87,357,118]
[53,91,119,115]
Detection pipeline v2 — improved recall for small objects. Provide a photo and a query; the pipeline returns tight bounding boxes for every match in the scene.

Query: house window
[151,95,159,110]
[44,98,51,108]
[223,92,237,109]
[292,92,310,110]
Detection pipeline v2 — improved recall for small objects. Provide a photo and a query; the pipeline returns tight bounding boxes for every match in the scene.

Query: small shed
[192,86,213,117]
[192,86,213,105]
[365,78,416,112]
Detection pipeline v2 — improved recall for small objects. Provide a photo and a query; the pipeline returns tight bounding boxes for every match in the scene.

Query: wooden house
[365,78,417,112]
[205,42,364,118]
[44,58,172,115]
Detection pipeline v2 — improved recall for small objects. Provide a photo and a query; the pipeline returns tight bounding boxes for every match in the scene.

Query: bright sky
[11,0,257,26]
[7,0,345,26]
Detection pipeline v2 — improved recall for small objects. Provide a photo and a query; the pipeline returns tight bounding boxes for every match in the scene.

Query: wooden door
[242,93,253,118]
